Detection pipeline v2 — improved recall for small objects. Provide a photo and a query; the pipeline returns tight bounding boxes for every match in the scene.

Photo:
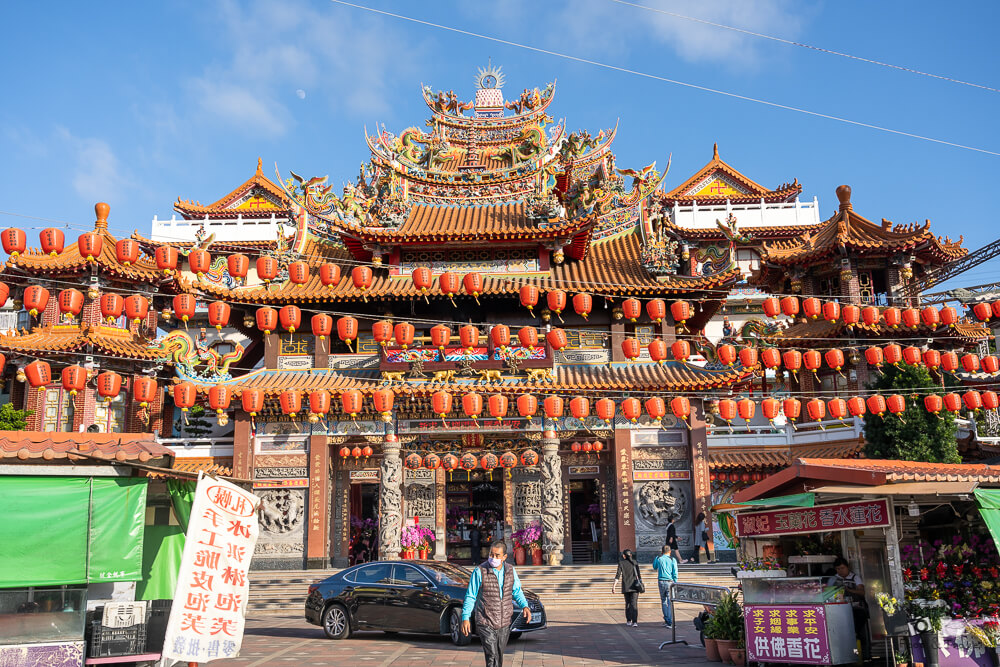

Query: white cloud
[191,78,288,138]
[296,89,307,100]
[55,128,125,204]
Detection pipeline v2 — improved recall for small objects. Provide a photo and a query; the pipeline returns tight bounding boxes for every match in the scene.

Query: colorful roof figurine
[660,144,802,207]
[174,157,291,219]
[760,185,967,268]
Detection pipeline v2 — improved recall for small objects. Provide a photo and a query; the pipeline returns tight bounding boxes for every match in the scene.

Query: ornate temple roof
[0,324,161,360]
[660,144,802,206]
[0,431,172,464]
[760,185,967,267]
[5,203,166,284]
[174,158,291,219]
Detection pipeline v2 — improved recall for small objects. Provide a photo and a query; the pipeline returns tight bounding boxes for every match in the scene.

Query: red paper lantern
[806,398,826,423]
[518,327,538,351]
[0,283,8,308]
[438,272,460,305]
[569,396,591,421]
[133,376,157,408]
[992,301,1000,320]
[61,365,87,396]
[405,453,423,470]
[173,382,196,412]
[394,322,416,349]
[802,297,821,320]
[546,328,568,351]
[124,295,149,325]
[924,394,943,415]
[99,293,124,323]
[596,397,616,424]
[824,348,845,373]
[761,348,781,370]
[340,389,363,417]
[592,441,604,453]
[983,391,999,410]
[352,266,373,293]
[149,247,178,283]
[761,397,780,423]
[489,394,509,423]
[256,307,278,335]
[442,454,460,472]
[373,388,394,419]
[520,450,539,467]
[861,306,880,327]
[424,453,442,470]
[58,289,84,320]
[902,346,922,367]
[622,298,642,322]
[646,298,666,323]
[901,308,920,330]
[762,297,780,319]
[115,239,139,266]
[622,338,641,361]
[883,307,901,329]
[311,314,333,340]
[287,261,309,285]
[188,249,211,277]
[671,301,691,327]
[961,353,981,373]
[209,384,232,415]
[308,391,330,417]
[546,289,567,318]
[887,394,906,417]
[431,325,452,352]
[842,304,860,328]
[923,349,941,370]
[464,272,485,304]
[671,397,691,422]
[783,350,803,377]
[517,394,538,418]
[361,445,373,459]
[280,390,302,418]
[42,229,67,255]
[172,294,196,324]
[822,301,841,324]
[983,355,1000,374]
[571,442,583,454]
[320,263,341,288]
[208,301,230,332]
[582,441,594,453]
[671,340,691,363]
[459,325,479,352]
[491,324,511,351]
[973,303,992,322]
[371,320,393,347]
[499,451,517,470]
[739,347,759,370]
[411,267,432,296]
[621,397,641,423]
[782,398,801,422]
[432,391,453,419]
[352,446,363,460]
[827,398,848,422]
[939,306,958,328]
[921,306,941,329]
[337,316,358,350]
[460,452,478,472]
[941,352,960,373]
[963,390,983,411]
[883,344,902,367]
[736,398,755,424]
[863,346,884,369]
[717,399,737,427]
[481,453,499,473]
[227,253,249,279]
[1,228,26,258]
[24,360,51,388]
[943,393,962,413]
[77,232,103,262]
[463,392,483,420]
[866,395,887,417]
[780,296,799,318]
[572,293,593,320]
[717,344,737,366]
[847,396,866,417]
[241,389,264,416]
[520,285,539,314]
[648,339,668,364]
[23,285,49,317]
[543,395,564,419]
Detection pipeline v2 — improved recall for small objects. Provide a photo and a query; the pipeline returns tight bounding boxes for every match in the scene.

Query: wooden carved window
[93,392,126,433]
[42,388,75,432]
[857,271,876,305]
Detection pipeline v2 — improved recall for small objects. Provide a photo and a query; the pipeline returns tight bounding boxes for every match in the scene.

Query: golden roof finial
[256,157,263,176]
[713,143,720,160]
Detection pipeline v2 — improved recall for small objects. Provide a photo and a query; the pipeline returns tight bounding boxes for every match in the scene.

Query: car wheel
[509,631,522,642]
[322,603,350,640]
[450,608,471,646]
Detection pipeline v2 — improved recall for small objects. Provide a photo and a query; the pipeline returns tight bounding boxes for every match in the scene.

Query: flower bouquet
[735,555,786,579]
[512,521,543,565]
[401,525,425,559]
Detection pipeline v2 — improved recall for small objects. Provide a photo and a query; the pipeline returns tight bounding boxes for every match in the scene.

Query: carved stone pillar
[378,433,403,560]
[540,431,564,564]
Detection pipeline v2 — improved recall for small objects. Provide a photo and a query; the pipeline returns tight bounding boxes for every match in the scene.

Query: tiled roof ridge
[662,143,801,202]
[174,157,290,216]
[794,457,999,479]
[658,217,823,239]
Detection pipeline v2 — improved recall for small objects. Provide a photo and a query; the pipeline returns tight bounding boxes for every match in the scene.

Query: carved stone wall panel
[631,446,689,461]
[255,466,309,479]
[255,454,308,468]
[255,488,307,557]
[512,473,542,530]
[633,479,693,559]
[404,481,436,522]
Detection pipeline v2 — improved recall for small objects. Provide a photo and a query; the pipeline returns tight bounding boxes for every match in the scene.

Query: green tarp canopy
[734,492,816,508]
[974,489,1000,552]
[136,479,195,600]
[0,476,147,588]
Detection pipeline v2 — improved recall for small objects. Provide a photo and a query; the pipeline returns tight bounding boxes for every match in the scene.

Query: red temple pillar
[613,427,635,552]
[307,434,330,568]
[690,398,712,554]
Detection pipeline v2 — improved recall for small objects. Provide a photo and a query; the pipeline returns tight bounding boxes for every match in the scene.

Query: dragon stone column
[540,430,565,564]
[378,433,403,560]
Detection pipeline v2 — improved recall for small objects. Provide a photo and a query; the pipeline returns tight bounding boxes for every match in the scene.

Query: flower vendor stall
[733,459,1000,667]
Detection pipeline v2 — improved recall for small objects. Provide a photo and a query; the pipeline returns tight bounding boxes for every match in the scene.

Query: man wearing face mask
[461,541,531,667]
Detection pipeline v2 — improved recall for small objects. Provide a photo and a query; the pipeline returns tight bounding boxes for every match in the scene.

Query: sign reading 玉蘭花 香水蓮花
[736,499,889,538]
[161,475,260,664]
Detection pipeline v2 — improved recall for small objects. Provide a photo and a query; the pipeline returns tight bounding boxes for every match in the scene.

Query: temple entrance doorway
[349,482,379,565]
[445,471,503,564]
[569,478,601,563]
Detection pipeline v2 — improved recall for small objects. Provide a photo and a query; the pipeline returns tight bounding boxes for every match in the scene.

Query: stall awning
[811,481,978,496]
[0,476,147,587]
[975,489,1000,553]
[713,492,815,512]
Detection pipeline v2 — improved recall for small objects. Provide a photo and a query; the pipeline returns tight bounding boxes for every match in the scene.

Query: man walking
[653,545,678,628]
[461,541,531,667]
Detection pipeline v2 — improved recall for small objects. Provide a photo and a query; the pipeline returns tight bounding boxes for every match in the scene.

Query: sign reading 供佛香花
[745,604,831,664]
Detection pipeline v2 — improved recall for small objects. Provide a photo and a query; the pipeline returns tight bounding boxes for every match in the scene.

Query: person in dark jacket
[665,516,681,562]
[461,541,531,667]
[611,549,642,626]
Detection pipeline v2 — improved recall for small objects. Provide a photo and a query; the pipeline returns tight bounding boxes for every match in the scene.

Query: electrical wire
[327,0,1000,157]
[607,0,1000,94]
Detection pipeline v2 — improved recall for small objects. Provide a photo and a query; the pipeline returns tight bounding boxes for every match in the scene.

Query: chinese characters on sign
[162,476,260,664]
[745,604,831,665]
[737,499,890,538]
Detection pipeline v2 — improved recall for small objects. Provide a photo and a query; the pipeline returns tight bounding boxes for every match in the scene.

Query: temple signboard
[736,499,890,538]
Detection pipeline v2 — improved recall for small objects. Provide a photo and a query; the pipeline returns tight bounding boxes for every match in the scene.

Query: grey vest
[473,562,514,630]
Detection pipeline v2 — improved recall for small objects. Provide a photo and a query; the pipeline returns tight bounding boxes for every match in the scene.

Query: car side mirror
[414,581,432,589]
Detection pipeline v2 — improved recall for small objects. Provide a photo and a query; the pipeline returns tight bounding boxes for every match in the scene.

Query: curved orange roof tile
[0,324,161,359]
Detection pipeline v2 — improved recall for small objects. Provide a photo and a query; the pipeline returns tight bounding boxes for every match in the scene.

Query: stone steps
[247,563,737,616]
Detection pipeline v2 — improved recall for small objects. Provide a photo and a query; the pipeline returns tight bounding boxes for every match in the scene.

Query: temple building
[0,66,990,569]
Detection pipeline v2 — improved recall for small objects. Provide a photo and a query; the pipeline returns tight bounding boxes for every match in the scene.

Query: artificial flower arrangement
[902,533,1000,620]
[738,555,783,571]
[401,525,435,551]
[512,521,543,551]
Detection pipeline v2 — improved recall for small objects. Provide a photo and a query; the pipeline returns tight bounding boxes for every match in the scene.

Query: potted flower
[730,636,746,667]
[511,528,527,565]
[400,525,422,560]
[522,521,543,565]
[418,526,434,560]
[735,555,786,579]
[877,593,911,638]
[908,600,946,667]
[703,611,722,662]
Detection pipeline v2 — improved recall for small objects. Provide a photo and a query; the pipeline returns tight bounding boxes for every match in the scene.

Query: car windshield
[421,562,470,587]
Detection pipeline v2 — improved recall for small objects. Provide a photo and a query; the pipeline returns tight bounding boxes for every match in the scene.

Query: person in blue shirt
[461,541,531,667]
[653,545,679,627]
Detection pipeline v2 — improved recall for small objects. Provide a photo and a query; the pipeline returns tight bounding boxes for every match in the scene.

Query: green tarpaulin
[735,492,816,508]
[974,488,1000,552]
[0,476,147,587]
[135,479,196,600]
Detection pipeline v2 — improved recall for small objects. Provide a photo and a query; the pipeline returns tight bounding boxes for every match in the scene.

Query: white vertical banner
[162,474,260,664]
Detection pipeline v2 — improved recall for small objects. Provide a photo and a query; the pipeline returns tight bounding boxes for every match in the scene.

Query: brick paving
[214,606,716,666]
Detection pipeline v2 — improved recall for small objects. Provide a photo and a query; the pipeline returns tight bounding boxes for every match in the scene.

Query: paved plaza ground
[216,606,713,666]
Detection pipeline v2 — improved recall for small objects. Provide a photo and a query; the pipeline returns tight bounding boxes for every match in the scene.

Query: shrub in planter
[712,592,744,665]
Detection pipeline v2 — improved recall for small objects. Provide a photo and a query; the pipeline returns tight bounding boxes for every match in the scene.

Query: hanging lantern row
[862,346,992,376]
[712,394,909,432]
[711,471,767,483]
[13,284,152,326]
[337,445,376,462]
[759,297,972,332]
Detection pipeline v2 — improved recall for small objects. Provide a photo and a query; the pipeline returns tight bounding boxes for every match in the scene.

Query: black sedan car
[305,560,546,645]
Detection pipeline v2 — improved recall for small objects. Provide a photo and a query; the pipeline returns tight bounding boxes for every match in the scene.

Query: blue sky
[1,1,997,291]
